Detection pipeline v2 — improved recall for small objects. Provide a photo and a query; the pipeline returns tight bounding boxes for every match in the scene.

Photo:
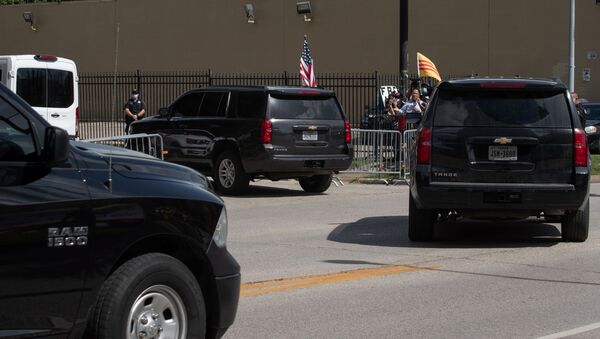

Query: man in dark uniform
[124,89,146,133]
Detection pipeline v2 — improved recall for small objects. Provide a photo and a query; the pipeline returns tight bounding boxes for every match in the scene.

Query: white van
[0,55,79,137]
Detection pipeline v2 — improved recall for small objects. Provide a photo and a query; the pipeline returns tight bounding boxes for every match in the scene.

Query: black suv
[129,86,353,194]
[0,83,239,338]
[409,78,590,242]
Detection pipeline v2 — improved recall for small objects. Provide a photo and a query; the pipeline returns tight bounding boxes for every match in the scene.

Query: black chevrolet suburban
[0,83,239,338]
[409,78,590,242]
[129,86,353,194]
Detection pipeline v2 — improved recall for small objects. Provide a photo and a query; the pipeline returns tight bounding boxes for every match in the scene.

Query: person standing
[124,89,146,133]
[400,88,426,114]
[571,92,586,125]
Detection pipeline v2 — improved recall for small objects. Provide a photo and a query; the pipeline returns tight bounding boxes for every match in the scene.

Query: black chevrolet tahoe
[129,86,353,195]
[409,78,590,242]
[0,83,239,338]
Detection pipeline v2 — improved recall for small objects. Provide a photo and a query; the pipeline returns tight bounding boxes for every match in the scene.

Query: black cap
[132,89,139,94]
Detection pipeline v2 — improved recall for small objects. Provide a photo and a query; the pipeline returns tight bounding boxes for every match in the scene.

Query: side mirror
[158,107,169,117]
[43,126,69,165]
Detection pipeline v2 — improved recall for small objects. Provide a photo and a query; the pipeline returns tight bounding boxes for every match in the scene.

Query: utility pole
[400,0,408,92]
[568,0,575,91]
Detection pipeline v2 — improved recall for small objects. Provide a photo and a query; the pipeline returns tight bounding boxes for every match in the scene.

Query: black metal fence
[78,70,430,139]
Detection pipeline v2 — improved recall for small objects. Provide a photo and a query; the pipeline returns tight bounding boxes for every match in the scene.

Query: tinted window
[0,97,36,161]
[433,89,571,128]
[171,93,203,117]
[268,95,343,120]
[236,91,265,118]
[198,92,226,117]
[16,68,46,108]
[47,70,74,108]
[584,105,600,120]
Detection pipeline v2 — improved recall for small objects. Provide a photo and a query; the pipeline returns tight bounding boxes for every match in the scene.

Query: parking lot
[223,180,600,338]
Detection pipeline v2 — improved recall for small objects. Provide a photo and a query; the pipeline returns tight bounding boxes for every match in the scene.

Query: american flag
[300,35,317,87]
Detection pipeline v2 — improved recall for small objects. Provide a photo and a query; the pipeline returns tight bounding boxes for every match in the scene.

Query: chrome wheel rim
[218,158,236,188]
[127,285,187,339]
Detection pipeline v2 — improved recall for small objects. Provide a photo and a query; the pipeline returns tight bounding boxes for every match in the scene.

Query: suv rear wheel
[88,253,206,339]
[561,199,589,242]
[298,174,333,193]
[408,193,436,241]
[213,151,250,195]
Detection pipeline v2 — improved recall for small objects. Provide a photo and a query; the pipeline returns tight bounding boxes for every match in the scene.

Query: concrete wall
[0,0,598,99]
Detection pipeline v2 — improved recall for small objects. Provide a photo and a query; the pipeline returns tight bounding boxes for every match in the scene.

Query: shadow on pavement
[215,181,322,198]
[327,215,561,248]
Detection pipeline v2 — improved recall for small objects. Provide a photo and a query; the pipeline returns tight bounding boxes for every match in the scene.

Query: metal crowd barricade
[402,129,418,178]
[344,129,403,177]
[83,133,165,160]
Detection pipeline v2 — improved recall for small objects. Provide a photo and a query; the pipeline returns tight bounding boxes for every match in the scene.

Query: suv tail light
[344,120,351,144]
[417,128,432,165]
[260,119,272,144]
[574,128,588,166]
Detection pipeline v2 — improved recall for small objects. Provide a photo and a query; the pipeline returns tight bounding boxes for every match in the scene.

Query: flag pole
[416,53,421,79]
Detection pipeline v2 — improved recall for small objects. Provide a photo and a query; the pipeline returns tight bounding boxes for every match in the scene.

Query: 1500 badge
[48,227,88,247]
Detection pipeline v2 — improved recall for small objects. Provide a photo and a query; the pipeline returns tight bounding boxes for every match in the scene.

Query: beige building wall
[0,0,598,99]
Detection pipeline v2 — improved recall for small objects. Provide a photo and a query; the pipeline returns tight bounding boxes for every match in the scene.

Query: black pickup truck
[409,78,590,242]
[0,83,239,338]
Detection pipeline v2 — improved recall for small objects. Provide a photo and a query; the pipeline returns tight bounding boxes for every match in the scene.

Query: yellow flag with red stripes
[417,52,441,82]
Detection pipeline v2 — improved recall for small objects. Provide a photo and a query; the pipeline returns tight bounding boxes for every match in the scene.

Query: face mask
[132,94,139,101]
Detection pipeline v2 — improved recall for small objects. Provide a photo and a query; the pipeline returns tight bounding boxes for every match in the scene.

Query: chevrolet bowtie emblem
[308,125,318,131]
[494,137,512,145]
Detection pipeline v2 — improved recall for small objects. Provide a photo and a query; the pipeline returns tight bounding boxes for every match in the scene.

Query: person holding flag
[300,35,317,87]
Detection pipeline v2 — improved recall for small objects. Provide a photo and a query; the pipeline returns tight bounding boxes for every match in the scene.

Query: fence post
[208,68,213,86]
[374,71,380,112]
[284,71,289,86]
[136,69,141,91]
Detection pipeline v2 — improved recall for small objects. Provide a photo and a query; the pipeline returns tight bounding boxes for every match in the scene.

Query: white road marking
[537,322,600,339]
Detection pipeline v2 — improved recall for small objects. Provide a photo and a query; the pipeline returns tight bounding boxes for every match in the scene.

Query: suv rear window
[268,95,343,120]
[433,89,571,128]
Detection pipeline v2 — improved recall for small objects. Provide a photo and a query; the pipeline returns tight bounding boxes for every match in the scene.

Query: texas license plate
[302,131,318,141]
[488,146,517,161]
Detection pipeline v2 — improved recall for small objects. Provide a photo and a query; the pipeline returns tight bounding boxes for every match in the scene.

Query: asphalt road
[222,180,600,339]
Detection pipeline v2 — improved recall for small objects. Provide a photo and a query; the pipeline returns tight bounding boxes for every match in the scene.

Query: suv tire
[408,193,435,241]
[213,151,249,195]
[299,174,333,193]
[88,253,206,339]
[561,199,589,242]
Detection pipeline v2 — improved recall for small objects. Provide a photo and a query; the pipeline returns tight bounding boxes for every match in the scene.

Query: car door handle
[51,113,60,118]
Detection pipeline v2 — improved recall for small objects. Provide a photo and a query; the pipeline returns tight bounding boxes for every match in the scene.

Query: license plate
[488,146,517,161]
[302,131,318,141]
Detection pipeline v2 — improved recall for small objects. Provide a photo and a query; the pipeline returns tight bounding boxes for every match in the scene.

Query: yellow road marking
[241,264,439,297]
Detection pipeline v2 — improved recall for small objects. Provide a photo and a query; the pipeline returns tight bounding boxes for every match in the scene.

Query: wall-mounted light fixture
[244,4,255,24]
[296,1,312,22]
[22,11,38,31]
